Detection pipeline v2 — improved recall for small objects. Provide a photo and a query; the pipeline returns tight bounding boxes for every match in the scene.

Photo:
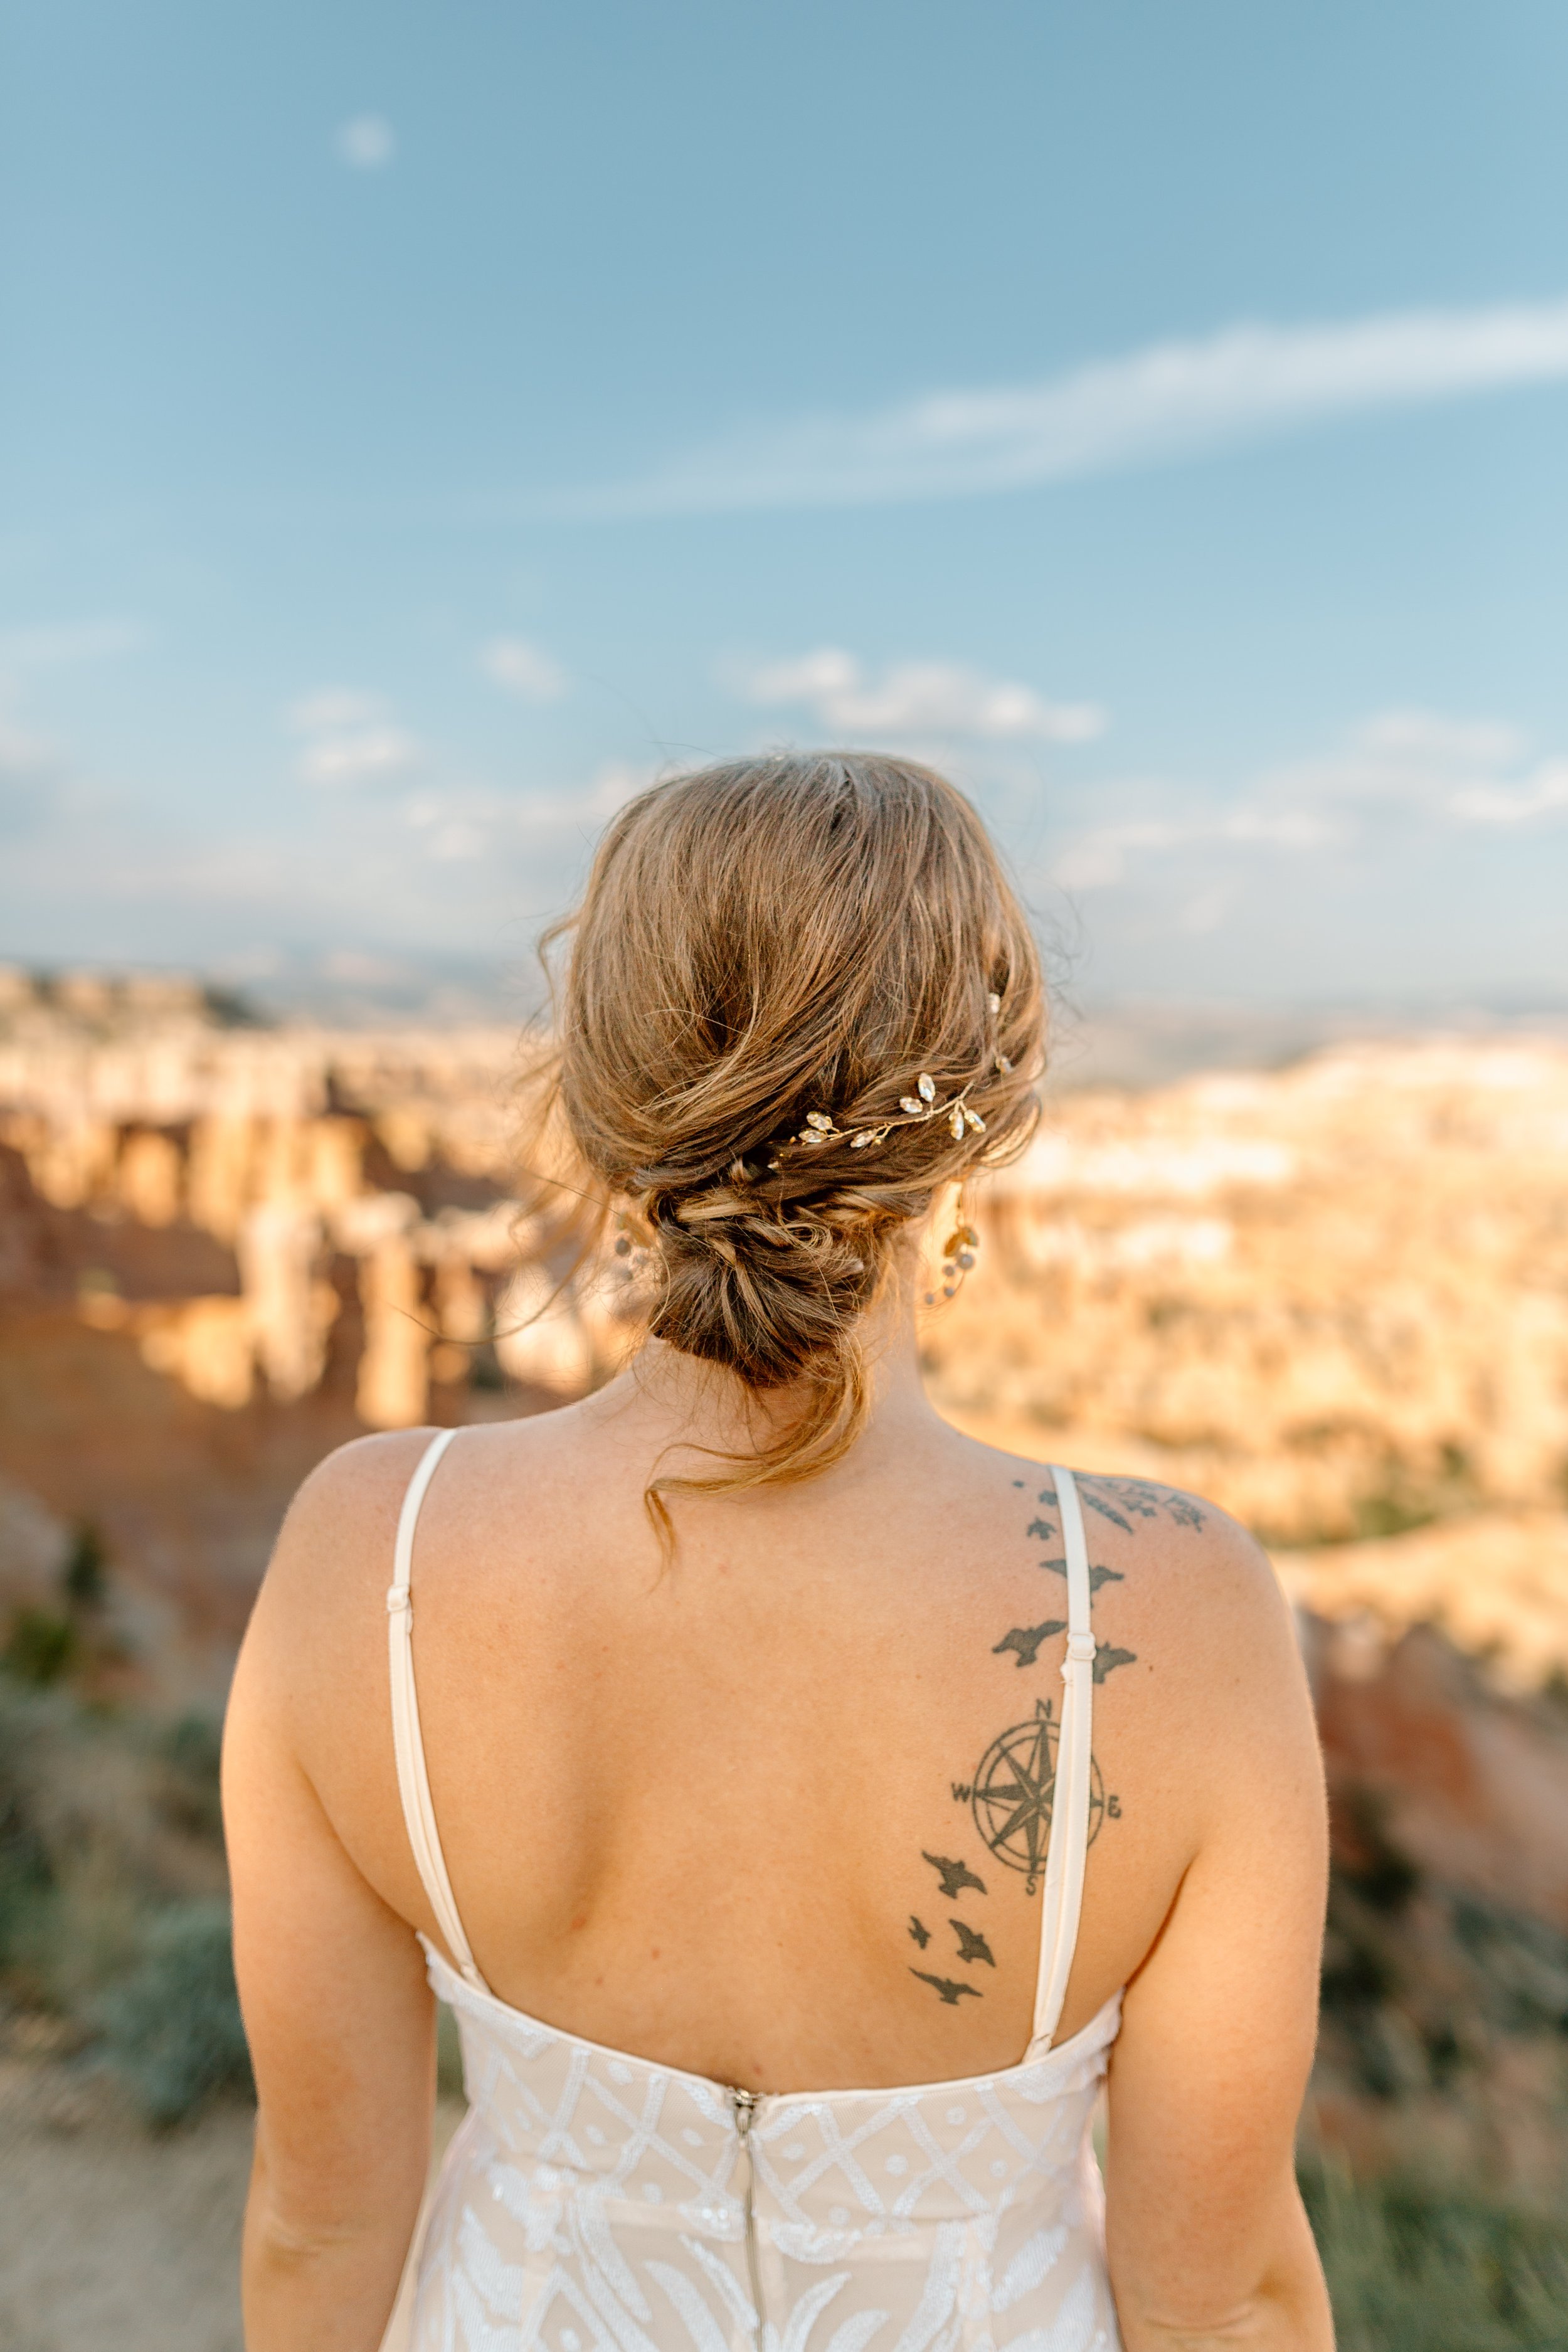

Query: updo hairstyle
[517,751,1046,1517]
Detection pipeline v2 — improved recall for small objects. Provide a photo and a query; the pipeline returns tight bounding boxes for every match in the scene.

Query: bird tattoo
[1093,1644,1139,1683]
[910,1969,982,2006]
[991,1619,1066,1668]
[921,1851,987,1900]
[908,1915,931,1949]
[1025,1517,1057,1543]
[950,1919,995,1967]
[1040,1555,1125,1594]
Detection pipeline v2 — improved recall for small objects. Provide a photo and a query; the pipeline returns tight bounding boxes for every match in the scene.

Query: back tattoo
[904,1473,1202,2006]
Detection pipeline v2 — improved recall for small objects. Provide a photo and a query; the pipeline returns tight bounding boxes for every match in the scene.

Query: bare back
[246,1381,1307,2094]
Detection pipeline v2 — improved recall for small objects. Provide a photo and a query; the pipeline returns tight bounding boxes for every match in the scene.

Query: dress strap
[1029,1465,1096,2050]
[386,1428,488,1993]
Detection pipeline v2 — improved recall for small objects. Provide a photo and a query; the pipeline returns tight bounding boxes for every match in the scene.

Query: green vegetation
[0,1680,250,2124]
[1,1518,112,1687]
[1305,2159,1568,2351]
[1307,1787,1568,2344]
[1321,1791,1568,2098]
[93,1898,252,2126]
[1,1522,248,2124]
[2,1602,80,1685]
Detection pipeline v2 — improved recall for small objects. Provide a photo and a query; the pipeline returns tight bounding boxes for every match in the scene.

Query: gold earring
[924,1199,980,1304]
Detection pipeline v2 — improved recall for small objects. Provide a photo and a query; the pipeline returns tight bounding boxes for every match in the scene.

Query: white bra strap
[1030,1465,1096,2048]
[386,1428,487,1993]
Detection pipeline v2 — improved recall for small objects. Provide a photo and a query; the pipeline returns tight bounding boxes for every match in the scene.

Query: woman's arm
[223,1449,439,2352]
[1103,1525,1333,2351]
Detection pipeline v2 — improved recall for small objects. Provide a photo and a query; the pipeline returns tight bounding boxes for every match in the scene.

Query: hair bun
[652,1182,882,1387]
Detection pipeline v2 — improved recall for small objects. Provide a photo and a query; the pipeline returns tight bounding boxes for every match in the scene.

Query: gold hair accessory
[788,1070,987,1158]
[774,975,1006,1161]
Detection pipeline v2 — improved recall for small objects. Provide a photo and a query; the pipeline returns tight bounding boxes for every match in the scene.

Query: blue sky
[3,0,1567,1009]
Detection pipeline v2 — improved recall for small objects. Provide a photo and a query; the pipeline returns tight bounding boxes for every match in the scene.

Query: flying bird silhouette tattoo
[1093,1644,1139,1683]
[992,1619,1066,1668]
[1040,1556,1125,1594]
[950,1919,995,1967]
[921,1851,987,1900]
[910,1969,982,2006]
[908,1915,931,1949]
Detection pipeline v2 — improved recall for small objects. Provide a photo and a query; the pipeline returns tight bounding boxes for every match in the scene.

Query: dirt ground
[0,2048,462,2352]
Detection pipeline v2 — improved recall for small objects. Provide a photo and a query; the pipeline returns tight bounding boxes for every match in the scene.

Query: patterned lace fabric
[408,1945,1123,2352]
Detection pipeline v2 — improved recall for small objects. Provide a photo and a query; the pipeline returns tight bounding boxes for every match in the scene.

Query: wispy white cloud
[336,115,395,169]
[743,647,1104,743]
[578,297,1568,516]
[1054,708,1568,893]
[1054,807,1332,891]
[0,643,85,835]
[5,759,658,949]
[1354,711,1528,768]
[0,618,146,673]
[403,763,652,862]
[1449,765,1568,825]
[480,637,569,702]
[287,687,421,787]
[298,728,420,787]
[0,709,65,837]
[286,688,381,734]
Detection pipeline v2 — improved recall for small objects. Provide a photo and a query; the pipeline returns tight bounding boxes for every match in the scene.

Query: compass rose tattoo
[951,1697,1115,1895]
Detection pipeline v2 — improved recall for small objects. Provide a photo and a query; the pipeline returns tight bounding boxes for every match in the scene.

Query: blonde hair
[517,751,1045,1524]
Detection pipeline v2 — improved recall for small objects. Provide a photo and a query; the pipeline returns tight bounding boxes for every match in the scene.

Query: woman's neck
[576,1279,949,1494]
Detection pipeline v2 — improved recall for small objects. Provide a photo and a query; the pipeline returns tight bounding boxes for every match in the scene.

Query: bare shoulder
[253,1409,588,1634]
[982,1454,1306,1724]
[269,1428,442,1587]
[1060,1468,1319,1813]
[1060,1467,1288,1617]
[239,1429,454,1698]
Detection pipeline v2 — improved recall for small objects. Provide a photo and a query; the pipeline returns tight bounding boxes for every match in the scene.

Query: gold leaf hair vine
[758,976,1009,1169]
[776,1067,988,1162]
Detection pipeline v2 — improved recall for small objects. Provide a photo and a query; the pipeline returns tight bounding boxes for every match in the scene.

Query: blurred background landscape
[4,1,1568,2345]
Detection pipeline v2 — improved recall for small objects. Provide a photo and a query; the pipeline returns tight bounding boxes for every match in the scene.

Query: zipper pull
[731,2087,759,2137]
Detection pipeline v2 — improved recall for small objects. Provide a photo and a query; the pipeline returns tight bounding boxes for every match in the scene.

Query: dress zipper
[729,2088,765,2344]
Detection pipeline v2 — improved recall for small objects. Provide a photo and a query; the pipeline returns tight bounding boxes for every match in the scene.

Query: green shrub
[0,1685,248,2122]
[93,1897,252,2126]
[157,1711,225,1838]
[3,1605,78,1686]
[2,1517,110,1686]
[1303,2156,1568,2351]
[62,1522,109,1610]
